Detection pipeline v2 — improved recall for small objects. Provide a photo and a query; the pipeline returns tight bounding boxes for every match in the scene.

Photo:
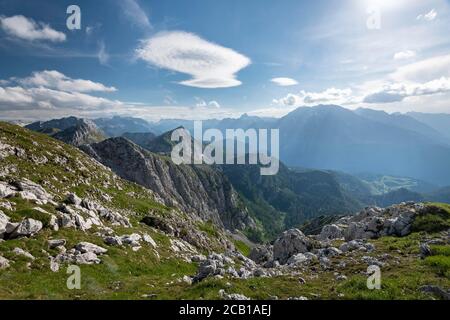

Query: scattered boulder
[12,179,54,204]
[419,243,432,259]
[75,242,108,254]
[48,239,67,249]
[361,256,385,267]
[420,285,450,300]
[318,224,344,241]
[0,181,17,198]
[318,247,342,258]
[9,218,43,239]
[219,289,250,301]
[0,210,9,239]
[340,240,374,253]
[0,255,10,269]
[287,253,308,266]
[13,247,35,260]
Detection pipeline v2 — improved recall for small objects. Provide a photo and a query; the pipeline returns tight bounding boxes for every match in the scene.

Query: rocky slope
[0,121,242,298]
[26,117,106,146]
[81,137,255,231]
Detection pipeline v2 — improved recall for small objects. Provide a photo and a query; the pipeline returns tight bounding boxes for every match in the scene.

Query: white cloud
[195,97,221,108]
[270,77,298,86]
[119,0,152,31]
[16,70,117,93]
[417,9,437,21]
[0,86,121,111]
[136,31,251,88]
[0,71,120,112]
[394,50,416,60]
[0,15,66,42]
[97,42,110,66]
[391,54,450,82]
[273,87,355,107]
[363,77,450,104]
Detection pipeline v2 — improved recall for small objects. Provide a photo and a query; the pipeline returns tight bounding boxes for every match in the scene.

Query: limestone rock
[75,242,108,254]
[9,218,43,239]
[0,255,10,269]
[13,247,35,260]
[318,224,344,241]
[273,229,313,264]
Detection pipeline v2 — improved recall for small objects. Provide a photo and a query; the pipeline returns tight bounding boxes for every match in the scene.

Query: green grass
[411,203,450,233]
[233,240,251,257]
[197,221,219,238]
[423,256,450,278]
[430,245,450,257]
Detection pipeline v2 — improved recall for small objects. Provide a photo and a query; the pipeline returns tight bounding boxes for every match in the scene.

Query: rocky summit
[0,121,449,300]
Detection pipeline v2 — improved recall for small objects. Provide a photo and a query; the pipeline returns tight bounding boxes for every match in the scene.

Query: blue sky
[0,0,450,121]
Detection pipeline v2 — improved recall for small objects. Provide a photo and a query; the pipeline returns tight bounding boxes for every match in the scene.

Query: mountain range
[23,105,450,239]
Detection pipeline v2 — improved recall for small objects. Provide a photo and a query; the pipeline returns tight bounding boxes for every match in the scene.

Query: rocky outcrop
[82,138,255,231]
[273,229,314,264]
[326,203,424,241]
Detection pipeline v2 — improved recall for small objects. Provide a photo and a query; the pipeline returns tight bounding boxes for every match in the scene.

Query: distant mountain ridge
[26,117,106,146]
[146,105,450,186]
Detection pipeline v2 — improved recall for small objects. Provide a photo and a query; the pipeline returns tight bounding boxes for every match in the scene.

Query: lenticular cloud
[136,31,251,88]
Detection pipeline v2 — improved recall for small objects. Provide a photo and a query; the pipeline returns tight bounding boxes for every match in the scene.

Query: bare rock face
[273,229,313,265]
[81,138,256,232]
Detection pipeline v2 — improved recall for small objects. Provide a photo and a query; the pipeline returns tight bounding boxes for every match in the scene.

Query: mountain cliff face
[81,137,256,231]
[26,117,105,146]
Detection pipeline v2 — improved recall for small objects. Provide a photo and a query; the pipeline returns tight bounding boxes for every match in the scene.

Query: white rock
[319,224,343,241]
[0,255,10,269]
[0,210,9,239]
[9,218,43,239]
[219,289,250,301]
[273,229,313,264]
[13,247,35,260]
[48,239,67,249]
[66,193,82,206]
[142,233,157,248]
[0,181,16,198]
[75,242,108,254]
